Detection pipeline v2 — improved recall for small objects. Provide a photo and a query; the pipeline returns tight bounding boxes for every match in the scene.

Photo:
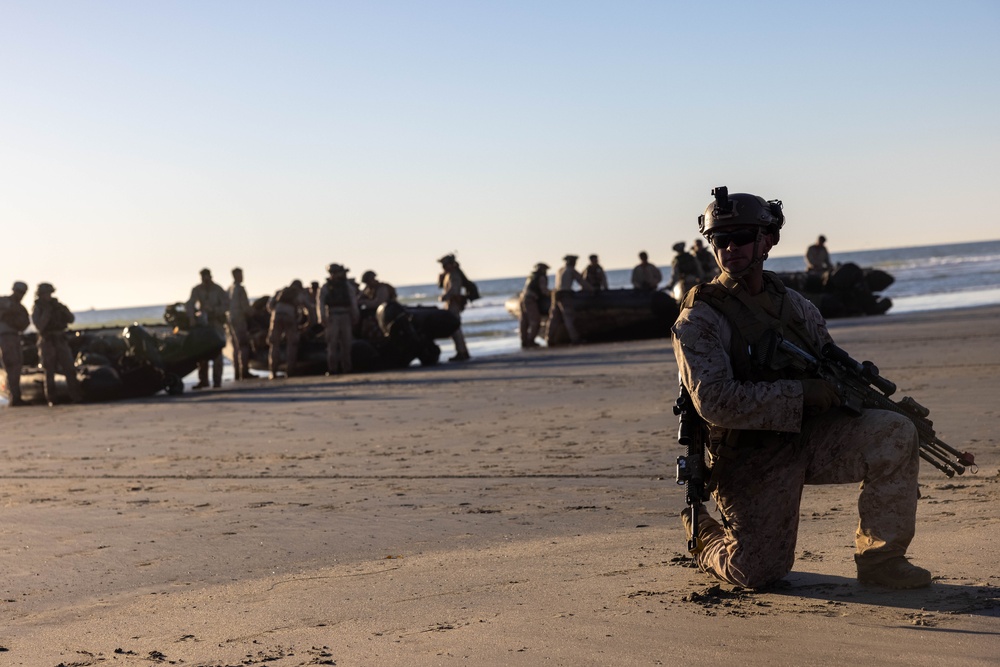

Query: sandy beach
[2,305,998,666]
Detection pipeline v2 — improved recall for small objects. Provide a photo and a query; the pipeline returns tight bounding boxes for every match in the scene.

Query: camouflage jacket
[671,273,832,435]
[187,282,229,325]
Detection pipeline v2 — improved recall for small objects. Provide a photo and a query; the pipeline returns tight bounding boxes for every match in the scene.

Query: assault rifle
[754,333,976,478]
[673,381,710,553]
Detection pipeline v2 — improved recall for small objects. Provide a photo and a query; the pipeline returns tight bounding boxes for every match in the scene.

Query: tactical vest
[324,279,352,309]
[525,273,545,300]
[277,287,300,306]
[681,272,819,383]
[675,253,700,277]
[682,272,823,459]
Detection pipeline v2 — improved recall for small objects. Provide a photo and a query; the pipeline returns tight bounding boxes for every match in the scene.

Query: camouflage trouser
[38,333,82,403]
[227,319,251,379]
[198,323,226,386]
[268,314,300,376]
[519,297,542,346]
[0,333,23,401]
[324,310,353,374]
[696,408,919,589]
[447,302,469,357]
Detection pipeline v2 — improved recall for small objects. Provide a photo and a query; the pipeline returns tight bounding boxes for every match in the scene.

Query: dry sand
[2,306,998,666]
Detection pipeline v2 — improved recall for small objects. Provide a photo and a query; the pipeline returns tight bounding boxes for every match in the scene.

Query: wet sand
[2,306,999,665]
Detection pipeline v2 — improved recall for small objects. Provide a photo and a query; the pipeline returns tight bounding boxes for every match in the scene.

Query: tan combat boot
[856,556,932,589]
[680,503,721,554]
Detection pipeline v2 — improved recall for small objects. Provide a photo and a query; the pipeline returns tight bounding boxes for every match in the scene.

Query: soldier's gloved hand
[801,379,842,414]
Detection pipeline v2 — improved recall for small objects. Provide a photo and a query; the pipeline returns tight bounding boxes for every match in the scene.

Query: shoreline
[2,303,998,664]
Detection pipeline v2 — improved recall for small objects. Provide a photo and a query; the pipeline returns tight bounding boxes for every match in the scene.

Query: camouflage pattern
[519,272,549,347]
[227,281,253,380]
[359,281,396,309]
[550,263,591,345]
[0,333,23,402]
[187,279,229,387]
[31,297,82,404]
[672,288,921,589]
[631,262,662,290]
[806,242,832,275]
[324,313,354,374]
[319,278,359,374]
[581,261,608,291]
[0,291,30,402]
[268,286,315,377]
[441,268,469,358]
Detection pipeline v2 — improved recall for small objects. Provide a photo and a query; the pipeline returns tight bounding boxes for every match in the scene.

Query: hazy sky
[2,1,997,309]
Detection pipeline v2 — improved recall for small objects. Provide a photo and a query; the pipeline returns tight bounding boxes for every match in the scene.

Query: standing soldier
[267,279,314,379]
[226,267,256,380]
[519,263,550,349]
[669,241,704,299]
[186,268,229,389]
[691,239,720,280]
[0,281,31,406]
[582,254,609,291]
[438,254,471,362]
[358,270,397,310]
[631,251,663,290]
[806,234,833,276]
[672,186,928,589]
[319,264,359,375]
[548,254,593,345]
[30,283,82,405]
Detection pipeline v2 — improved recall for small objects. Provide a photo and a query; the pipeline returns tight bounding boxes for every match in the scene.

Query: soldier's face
[712,227,773,274]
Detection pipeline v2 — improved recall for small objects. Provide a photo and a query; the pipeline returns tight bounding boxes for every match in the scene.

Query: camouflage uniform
[806,242,832,275]
[672,272,920,589]
[268,283,314,377]
[549,260,591,345]
[440,267,470,359]
[186,277,229,388]
[359,281,396,310]
[0,284,30,404]
[31,290,83,404]
[670,247,704,298]
[631,261,662,290]
[319,275,359,375]
[581,260,608,291]
[227,276,254,380]
[519,268,549,348]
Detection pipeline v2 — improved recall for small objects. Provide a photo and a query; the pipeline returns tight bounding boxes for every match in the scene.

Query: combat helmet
[361,270,376,283]
[698,186,784,244]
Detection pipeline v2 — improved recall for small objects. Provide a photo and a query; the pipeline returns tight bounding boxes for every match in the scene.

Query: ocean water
[44,239,1000,363]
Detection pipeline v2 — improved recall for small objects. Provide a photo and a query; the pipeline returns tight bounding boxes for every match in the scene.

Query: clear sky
[2,1,997,309]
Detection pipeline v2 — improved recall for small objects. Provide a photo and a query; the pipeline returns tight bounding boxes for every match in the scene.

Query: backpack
[462,277,480,302]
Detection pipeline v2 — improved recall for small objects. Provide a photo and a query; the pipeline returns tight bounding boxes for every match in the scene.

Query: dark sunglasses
[709,229,758,250]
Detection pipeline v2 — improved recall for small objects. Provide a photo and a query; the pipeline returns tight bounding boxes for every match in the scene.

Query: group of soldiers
[517,246,719,349]
[184,263,406,389]
[183,253,475,389]
[0,281,83,406]
[0,257,451,405]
